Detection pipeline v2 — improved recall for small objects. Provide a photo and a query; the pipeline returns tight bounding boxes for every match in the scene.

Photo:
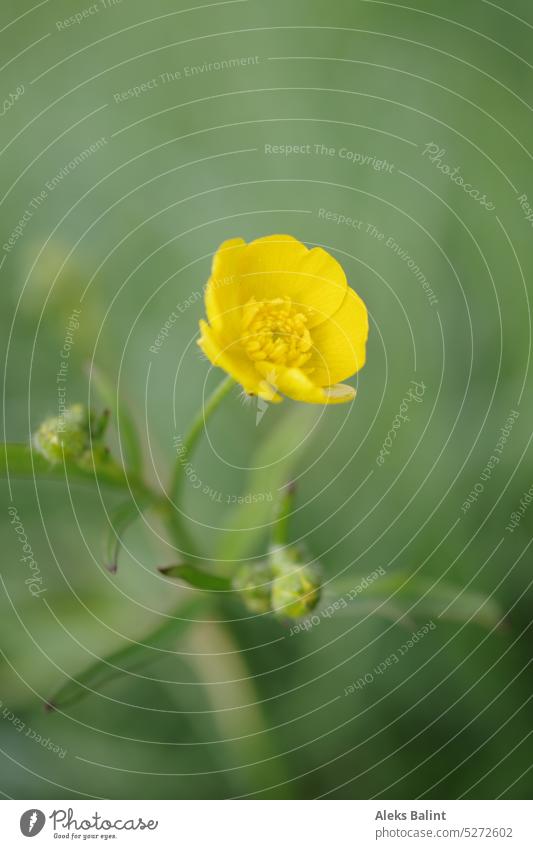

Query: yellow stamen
[241,297,313,368]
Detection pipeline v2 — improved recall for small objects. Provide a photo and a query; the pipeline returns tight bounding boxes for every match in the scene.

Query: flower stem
[271,481,297,547]
[167,375,234,555]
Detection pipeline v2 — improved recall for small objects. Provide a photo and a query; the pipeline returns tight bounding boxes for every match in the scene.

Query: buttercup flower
[198,235,369,404]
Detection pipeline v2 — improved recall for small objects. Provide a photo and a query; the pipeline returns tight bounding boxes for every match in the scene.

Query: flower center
[241,297,313,367]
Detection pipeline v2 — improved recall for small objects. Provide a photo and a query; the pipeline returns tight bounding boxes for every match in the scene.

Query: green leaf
[104,499,145,573]
[88,362,143,476]
[330,572,503,630]
[0,442,149,497]
[158,564,232,592]
[46,598,203,712]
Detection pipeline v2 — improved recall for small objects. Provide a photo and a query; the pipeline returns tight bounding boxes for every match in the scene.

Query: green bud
[269,545,322,619]
[233,562,273,614]
[33,404,109,467]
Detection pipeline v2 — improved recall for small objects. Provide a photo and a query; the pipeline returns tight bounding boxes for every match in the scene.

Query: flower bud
[233,562,273,614]
[33,404,109,467]
[269,545,322,619]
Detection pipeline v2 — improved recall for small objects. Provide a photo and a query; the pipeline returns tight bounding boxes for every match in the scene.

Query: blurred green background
[1,0,533,799]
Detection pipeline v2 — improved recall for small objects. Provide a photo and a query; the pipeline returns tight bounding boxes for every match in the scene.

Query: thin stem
[1,441,157,501]
[167,375,235,555]
[170,375,234,504]
[271,481,297,547]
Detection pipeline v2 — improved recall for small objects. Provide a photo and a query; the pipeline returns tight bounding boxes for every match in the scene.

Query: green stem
[167,375,235,556]
[0,442,157,502]
[271,481,297,547]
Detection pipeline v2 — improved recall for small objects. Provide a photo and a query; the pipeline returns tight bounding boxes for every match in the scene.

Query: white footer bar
[1,799,530,848]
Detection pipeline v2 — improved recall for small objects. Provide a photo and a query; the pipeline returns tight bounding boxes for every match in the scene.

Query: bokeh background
[1,0,533,799]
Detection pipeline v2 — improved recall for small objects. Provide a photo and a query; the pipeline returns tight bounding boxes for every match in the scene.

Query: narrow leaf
[47,599,202,712]
[0,442,148,496]
[158,564,232,592]
[104,499,145,573]
[272,481,297,546]
[331,572,503,630]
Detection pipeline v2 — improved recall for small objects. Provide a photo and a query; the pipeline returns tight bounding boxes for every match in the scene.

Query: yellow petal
[204,238,246,337]
[197,320,281,402]
[236,235,347,327]
[211,237,246,280]
[256,363,356,405]
[307,286,369,385]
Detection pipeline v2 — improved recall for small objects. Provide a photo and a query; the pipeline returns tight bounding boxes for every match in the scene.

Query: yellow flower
[198,235,368,404]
